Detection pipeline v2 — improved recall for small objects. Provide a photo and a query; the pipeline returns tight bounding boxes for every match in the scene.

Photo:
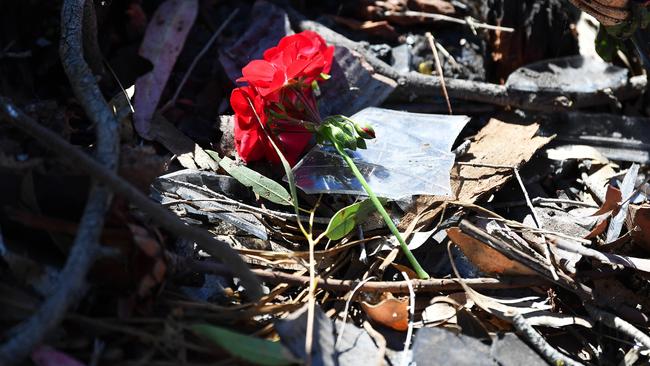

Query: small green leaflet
[325,198,382,240]
[191,324,298,366]
[207,150,292,206]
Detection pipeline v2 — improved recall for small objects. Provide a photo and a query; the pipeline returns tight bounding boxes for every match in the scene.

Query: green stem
[329,138,430,279]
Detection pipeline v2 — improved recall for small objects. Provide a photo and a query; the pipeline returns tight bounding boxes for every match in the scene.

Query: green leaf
[191,324,298,366]
[204,149,222,164]
[219,156,292,206]
[325,198,381,240]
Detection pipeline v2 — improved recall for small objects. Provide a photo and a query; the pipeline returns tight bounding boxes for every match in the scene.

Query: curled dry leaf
[447,227,537,276]
[585,185,621,238]
[628,204,650,252]
[134,0,199,139]
[361,293,409,331]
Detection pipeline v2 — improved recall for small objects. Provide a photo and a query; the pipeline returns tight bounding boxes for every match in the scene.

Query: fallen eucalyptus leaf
[134,0,198,139]
[191,324,298,366]
[219,156,292,206]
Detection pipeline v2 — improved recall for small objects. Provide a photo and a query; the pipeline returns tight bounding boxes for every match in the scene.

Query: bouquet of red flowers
[230,31,427,279]
[230,31,334,165]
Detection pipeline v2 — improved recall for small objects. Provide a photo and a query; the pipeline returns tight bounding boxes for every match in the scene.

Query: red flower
[237,31,334,98]
[231,31,334,165]
[231,86,313,165]
[231,86,268,163]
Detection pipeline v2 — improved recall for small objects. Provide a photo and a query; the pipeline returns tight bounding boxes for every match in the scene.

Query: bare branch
[0,0,117,363]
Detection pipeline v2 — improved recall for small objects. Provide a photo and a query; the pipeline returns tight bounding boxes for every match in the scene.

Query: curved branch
[0,0,118,364]
[0,98,263,302]
[292,14,647,112]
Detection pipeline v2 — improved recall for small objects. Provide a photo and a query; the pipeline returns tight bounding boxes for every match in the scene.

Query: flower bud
[322,124,357,150]
[355,122,376,139]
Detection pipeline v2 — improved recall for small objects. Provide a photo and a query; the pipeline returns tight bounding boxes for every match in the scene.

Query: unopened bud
[355,122,376,139]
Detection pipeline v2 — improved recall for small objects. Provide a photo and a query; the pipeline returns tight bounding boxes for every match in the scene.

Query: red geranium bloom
[237,31,334,98]
[231,31,334,165]
[231,86,268,163]
[231,86,313,165]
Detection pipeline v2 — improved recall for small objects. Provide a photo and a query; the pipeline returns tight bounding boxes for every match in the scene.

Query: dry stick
[0,1,119,364]
[384,10,515,32]
[532,197,599,208]
[0,99,263,301]
[425,32,452,115]
[458,161,560,280]
[183,258,551,293]
[162,9,238,111]
[585,305,650,350]
[514,167,559,281]
[512,313,586,366]
[399,271,415,366]
[335,276,376,346]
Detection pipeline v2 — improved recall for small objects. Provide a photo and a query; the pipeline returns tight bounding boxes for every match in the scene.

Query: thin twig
[400,271,415,366]
[514,167,558,281]
[181,258,551,293]
[532,197,599,208]
[162,9,238,111]
[384,10,514,32]
[435,42,460,69]
[0,1,118,363]
[512,313,585,366]
[336,276,376,346]
[0,98,263,301]
[514,168,541,229]
[425,32,452,115]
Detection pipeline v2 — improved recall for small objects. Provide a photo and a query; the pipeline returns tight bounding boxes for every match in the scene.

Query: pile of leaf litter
[2,0,650,365]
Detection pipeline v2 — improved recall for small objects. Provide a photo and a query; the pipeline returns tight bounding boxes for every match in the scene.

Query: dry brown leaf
[627,204,650,252]
[593,185,622,216]
[361,293,409,331]
[585,215,609,239]
[447,227,537,276]
[389,262,419,279]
